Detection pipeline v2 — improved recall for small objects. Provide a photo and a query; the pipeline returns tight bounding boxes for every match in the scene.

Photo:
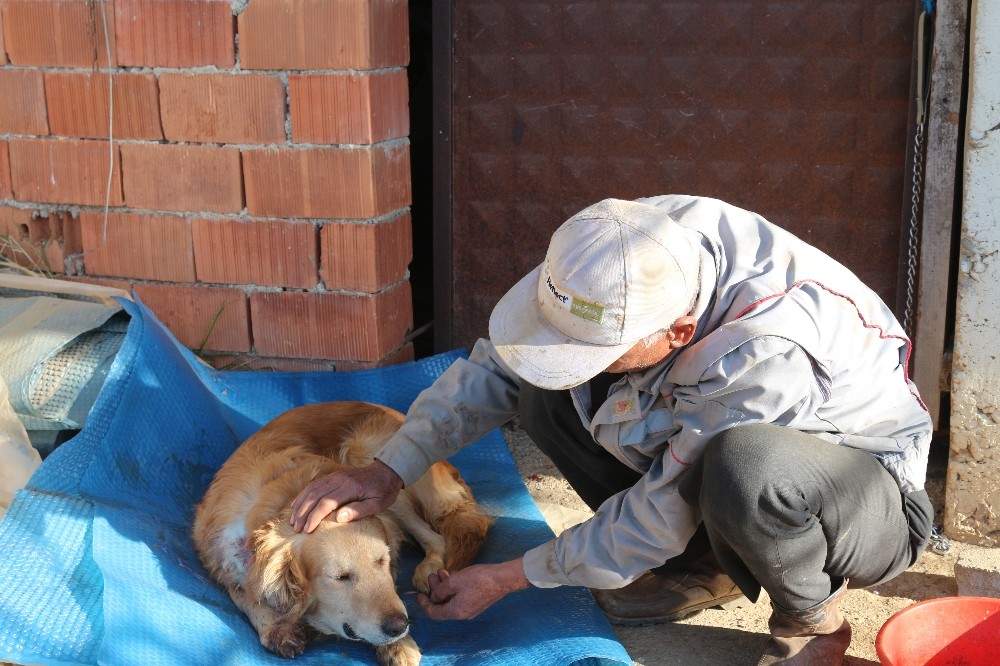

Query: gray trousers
[518,384,932,610]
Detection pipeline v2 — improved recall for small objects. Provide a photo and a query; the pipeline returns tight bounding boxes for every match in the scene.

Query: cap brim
[488,265,633,390]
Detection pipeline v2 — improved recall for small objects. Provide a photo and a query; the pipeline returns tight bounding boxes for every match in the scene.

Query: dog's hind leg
[405,461,492,571]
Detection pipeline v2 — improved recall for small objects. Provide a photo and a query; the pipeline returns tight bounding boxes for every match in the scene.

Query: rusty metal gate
[433,1,919,351]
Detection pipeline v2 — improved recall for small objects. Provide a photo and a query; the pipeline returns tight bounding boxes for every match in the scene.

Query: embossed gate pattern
[441,1,917,350]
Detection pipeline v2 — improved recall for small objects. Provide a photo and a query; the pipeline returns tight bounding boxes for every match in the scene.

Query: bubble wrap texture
[0,298,631,666]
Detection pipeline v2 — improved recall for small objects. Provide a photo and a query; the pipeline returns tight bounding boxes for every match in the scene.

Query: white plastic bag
[0,375,40,520]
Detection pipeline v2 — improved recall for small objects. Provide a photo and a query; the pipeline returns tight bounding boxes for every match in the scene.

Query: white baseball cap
[488,198,702,390]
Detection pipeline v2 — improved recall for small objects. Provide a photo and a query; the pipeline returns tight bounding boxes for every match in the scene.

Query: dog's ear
[374,513,406,572]
[247,518,310,622]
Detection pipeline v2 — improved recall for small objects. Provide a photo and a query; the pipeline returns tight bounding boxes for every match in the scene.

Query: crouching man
[291,196,933,665]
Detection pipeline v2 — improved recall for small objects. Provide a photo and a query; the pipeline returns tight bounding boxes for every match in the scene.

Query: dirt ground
[501,423,958,666]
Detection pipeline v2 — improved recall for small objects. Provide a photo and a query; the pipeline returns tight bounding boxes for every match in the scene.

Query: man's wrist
[372,458,405,491]
[498,558,531,592]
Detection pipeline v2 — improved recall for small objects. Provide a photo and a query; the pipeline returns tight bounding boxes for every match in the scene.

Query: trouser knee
[681,424,780,529]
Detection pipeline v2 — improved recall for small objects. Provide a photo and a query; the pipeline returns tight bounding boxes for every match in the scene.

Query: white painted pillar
[946,0,1000,545]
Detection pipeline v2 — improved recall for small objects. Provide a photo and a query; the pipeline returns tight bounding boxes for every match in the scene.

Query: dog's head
[248,513,410,646]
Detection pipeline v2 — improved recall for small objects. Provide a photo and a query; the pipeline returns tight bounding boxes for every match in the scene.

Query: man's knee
[686,425,808,527]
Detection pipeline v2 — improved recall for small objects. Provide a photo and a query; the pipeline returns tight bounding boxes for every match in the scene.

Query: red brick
[290,70,409,144]
[9,139,122,207]
[320,213,411,292]
[79,211,195,281]
[132,283,250,352]
[238,0,408,70]
[0,16,7,65]
[243,144,410,219]
[1,0,116,67]
[159,73,285,145]
[121,143,243,213]
[192,218,318,288]
[250,282,412,361]
[0,142,11,200]
[0,206,82,275]
[0,70,48,135]
[45,71,162,141]
[114,0,234,68]
[334,342,414,370]
[0,205,38,271]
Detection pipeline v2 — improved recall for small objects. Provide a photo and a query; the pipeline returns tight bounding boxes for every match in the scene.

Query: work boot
[591,552,747,626]
[757,578,852,666]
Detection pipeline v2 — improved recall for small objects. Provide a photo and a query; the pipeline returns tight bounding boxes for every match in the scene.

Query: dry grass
[0,235,54,278]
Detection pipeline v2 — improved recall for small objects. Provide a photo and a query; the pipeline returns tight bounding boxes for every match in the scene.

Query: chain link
[929,524,952,556]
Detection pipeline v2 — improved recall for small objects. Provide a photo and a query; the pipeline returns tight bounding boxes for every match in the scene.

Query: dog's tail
[419,462,493,571]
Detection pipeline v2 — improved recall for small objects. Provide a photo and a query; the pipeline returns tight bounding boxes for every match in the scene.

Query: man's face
[604,332,676,373]
[603,316,697,374]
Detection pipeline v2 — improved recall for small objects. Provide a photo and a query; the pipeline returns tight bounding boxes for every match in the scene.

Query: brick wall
[0,0,414,372]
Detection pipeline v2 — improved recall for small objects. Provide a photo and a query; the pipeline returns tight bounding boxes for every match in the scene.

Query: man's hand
[290,460,404,533]
[417,559,530,621]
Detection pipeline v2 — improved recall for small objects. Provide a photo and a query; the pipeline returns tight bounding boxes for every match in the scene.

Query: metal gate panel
[442,1,916,349]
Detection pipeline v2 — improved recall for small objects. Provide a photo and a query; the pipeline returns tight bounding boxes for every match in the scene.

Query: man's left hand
[417,559,530,621]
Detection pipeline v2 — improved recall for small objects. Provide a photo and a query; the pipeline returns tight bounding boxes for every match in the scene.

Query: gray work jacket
[376,195,932,589]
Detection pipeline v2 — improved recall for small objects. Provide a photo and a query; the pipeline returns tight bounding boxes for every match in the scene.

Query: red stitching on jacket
[669,445,691,466]
[732,279,928,412]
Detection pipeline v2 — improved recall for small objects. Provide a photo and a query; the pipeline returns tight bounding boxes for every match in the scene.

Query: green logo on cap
[571,297,605,324]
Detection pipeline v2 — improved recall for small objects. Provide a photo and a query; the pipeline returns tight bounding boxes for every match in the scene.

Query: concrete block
[954,544,1000,598]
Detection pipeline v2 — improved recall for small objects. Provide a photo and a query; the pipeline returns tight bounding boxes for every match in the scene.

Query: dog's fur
[193,401,492,666]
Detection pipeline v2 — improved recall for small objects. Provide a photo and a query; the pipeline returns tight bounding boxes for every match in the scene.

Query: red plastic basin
[876,596,1000,665]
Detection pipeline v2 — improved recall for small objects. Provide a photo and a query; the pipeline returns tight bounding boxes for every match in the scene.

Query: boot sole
[603,593,751,627]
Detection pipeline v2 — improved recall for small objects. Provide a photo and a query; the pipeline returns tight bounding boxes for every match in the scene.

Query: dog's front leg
[227,586,307,658]
[387,496,446,593]
[375,636,421,666]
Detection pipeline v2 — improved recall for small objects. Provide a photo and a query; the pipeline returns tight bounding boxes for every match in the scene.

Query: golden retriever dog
[193,401,492,666]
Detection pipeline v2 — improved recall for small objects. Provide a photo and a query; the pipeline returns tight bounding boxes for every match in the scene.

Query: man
[291,196,933,665]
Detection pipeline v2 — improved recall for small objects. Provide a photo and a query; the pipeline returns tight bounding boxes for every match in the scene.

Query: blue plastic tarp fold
[0,299,631,666]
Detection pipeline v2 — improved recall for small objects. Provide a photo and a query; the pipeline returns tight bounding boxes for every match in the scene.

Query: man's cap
[488,198,702,390]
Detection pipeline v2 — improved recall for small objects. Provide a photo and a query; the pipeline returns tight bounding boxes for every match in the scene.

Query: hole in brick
[27,217,52,244]
[17,224,30,239]
[49,213,65,241]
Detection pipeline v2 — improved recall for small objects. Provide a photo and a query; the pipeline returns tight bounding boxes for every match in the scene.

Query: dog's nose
[381,613,409,638]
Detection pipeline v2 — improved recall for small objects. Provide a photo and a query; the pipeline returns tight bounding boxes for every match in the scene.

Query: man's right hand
[289,460,404,533]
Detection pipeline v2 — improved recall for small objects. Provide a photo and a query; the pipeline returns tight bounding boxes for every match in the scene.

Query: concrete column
[946,0,1000,545]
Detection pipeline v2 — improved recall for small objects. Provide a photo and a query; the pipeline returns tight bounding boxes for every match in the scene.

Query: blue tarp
[0,299,631,666]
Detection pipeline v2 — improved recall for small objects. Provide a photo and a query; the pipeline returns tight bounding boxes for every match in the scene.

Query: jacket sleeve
[522,336,824,588]
[374,338,522,486]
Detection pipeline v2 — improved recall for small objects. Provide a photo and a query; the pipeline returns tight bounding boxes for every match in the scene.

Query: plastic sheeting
[0,298,631,666]
[0,375,39,518]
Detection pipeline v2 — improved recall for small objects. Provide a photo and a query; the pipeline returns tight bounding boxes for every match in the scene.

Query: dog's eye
[376,555,388,567]
[333,572,354,582]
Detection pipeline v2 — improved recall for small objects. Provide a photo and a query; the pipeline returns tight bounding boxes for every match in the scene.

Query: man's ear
[669,316,698,349]
[247,518,310,622]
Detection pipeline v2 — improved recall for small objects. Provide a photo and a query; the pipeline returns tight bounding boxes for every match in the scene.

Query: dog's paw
[412,555,445,594]
[263,622,307,658]
[376,636,421,666]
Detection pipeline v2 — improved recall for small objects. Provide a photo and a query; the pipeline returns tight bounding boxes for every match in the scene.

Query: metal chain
[902,10,931,340]
[929,524,952,556]
[903,119,925,339]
